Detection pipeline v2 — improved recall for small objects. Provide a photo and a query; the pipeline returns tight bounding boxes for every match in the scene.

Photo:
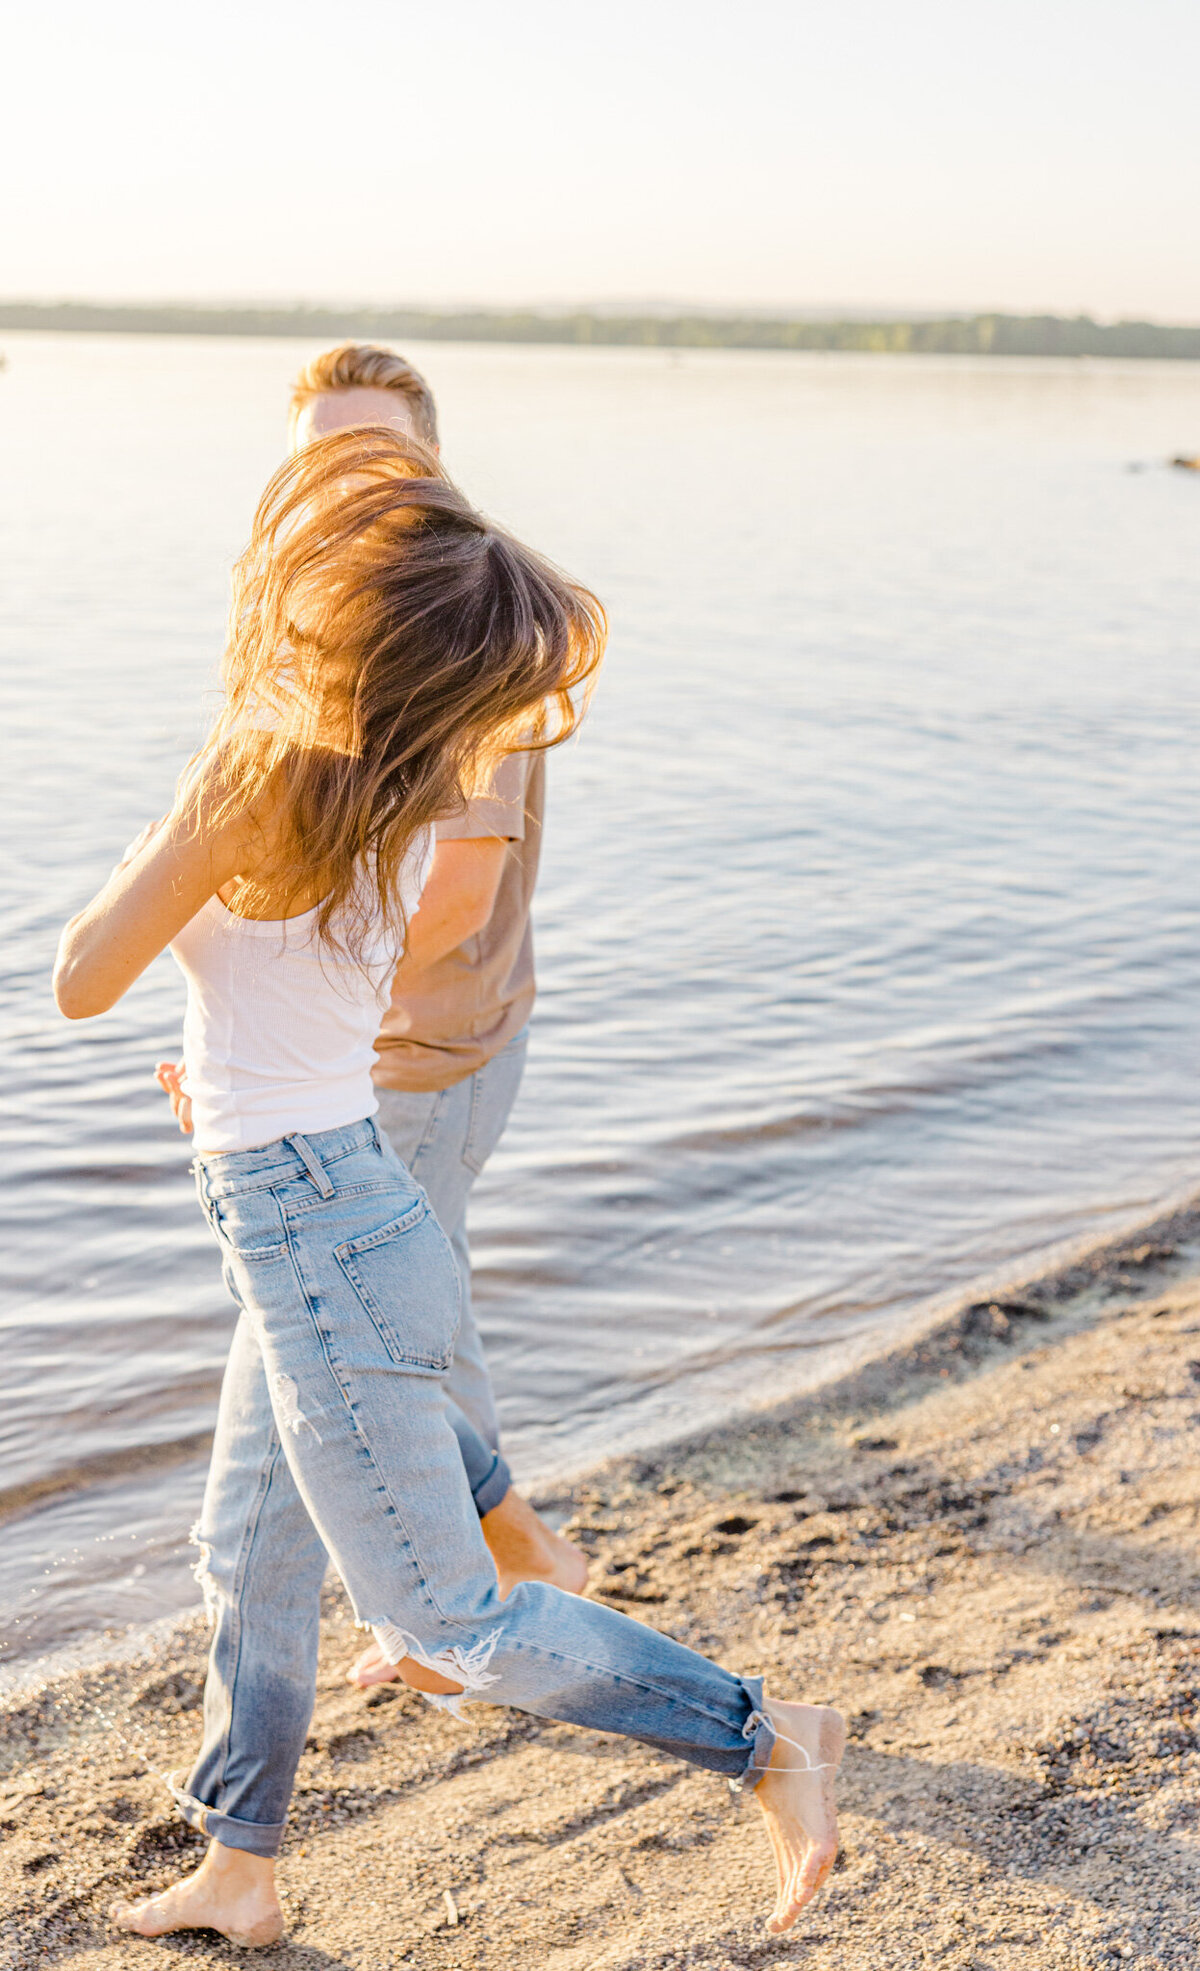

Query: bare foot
[349,1638,410,1690]
[754,1697,845,1933]
[482,1487,590,1601]
[346,1488,589,1689]
[110,1840,282,1947]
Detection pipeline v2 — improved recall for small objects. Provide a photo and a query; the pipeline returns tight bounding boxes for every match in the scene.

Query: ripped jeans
[177,1117,775,1857]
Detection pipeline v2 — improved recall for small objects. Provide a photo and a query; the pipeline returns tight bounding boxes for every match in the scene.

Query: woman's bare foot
[109,1840,282,1947]
[753,1697,845,1933]
[346,1487,589,1689]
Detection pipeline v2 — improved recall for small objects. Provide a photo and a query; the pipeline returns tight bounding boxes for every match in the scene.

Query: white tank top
[171,838,431,1155]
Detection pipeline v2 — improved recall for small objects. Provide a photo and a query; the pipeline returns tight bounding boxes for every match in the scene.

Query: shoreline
[3,307,1200,362]
[5,1182,1200,1702]
[4,1204,1198,1967]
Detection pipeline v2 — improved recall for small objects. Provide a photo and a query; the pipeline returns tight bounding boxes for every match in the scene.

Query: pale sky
[4,0,1198,319]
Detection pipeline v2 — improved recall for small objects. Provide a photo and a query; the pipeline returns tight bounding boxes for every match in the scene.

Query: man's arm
[396,836,508,976]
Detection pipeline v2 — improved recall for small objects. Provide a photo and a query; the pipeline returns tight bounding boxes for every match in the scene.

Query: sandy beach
[3,1206,1198,1971]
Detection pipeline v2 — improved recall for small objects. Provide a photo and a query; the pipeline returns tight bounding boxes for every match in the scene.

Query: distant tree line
[1,301,1198,360]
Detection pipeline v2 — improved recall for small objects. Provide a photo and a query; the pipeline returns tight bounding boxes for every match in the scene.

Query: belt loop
[285,1132,335,1199]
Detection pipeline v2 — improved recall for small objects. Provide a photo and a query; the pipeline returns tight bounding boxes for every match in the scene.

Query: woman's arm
[53,791,251,1019]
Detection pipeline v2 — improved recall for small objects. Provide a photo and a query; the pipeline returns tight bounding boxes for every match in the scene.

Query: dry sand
[3,1209,1199,1971]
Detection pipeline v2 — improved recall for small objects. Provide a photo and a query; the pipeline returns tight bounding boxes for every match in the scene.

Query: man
[158,344,585,1690]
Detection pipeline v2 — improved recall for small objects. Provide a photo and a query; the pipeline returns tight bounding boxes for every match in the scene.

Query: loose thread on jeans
[731,1729,836,1791]
[764,1730,837,1773]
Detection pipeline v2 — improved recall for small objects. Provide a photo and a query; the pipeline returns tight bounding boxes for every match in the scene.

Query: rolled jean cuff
[472,1447,512,1519]
[166,1770,286,1858]
[733,1676,776,1792]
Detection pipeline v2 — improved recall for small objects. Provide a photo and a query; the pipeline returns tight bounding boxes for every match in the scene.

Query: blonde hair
[289,343,439,446]
[191,426,604,959]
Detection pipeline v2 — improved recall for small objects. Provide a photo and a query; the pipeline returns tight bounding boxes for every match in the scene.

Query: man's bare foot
[346,1488,589,1689]
[110,1840,282,1947]
[753,1697,845,1933]
[481,1487,590,1600]
[348,1640,415,1691]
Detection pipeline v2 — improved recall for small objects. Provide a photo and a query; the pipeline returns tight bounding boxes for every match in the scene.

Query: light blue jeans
[175,1118,774,1856]
[374,1026,529,1519]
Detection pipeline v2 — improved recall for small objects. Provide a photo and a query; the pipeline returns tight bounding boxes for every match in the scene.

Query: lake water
[3,332,1200,1678]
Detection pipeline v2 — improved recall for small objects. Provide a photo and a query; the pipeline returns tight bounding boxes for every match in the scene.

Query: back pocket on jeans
[333,1203,460,1372]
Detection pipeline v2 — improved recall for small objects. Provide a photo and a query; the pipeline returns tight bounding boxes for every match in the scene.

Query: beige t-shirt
[372,751,544,1093]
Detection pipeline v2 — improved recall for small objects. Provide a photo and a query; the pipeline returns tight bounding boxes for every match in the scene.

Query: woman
[54,428,843,1948]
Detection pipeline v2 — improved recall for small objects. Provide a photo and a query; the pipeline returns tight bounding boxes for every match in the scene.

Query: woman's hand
[155,1060,193,1134]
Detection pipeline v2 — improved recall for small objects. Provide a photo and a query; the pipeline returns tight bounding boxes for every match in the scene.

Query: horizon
[5,297,1200,329]
[3,0,1198,322]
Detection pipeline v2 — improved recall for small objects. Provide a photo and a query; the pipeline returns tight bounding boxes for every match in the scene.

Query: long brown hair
[189,426,605,955]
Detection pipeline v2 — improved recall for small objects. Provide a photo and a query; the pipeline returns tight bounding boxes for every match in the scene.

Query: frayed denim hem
[369,1620,503,1718]
[166,1769,286,1858]
[730,1675,776,1793]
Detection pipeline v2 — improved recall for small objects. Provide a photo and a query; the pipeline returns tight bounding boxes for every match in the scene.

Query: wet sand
[3,1210,1199,1970]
